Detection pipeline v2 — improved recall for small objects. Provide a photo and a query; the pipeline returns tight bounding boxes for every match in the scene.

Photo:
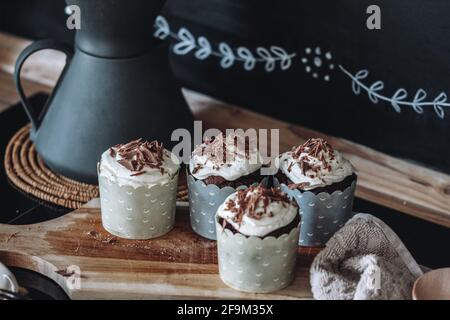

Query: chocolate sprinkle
[110,139,166,176]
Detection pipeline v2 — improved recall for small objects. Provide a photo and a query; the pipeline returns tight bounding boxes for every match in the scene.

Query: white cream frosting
[99,149,180,189]
[189,134,262,181]
[189,153,261,181]
[217,190,298,238]
[278,141,355,190]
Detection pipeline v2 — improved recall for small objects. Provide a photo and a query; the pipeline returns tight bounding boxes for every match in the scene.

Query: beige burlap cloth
[310,214,424,300]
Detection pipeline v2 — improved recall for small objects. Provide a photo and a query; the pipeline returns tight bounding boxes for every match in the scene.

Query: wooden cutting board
[0,200,316,300]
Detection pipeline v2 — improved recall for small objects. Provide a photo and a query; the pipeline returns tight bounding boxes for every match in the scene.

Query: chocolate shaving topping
[293,138,332,160]
[192,164,203,175]
[225,185,296,225]
[56,269,76,278]
[290,138,336,179]
[288,182,311,190]
[130,171,146,177]
[118,159,135,172]
[192,132,256,170]
[287,161,294,173]
[110,139,166,176]
[109,148,117,158]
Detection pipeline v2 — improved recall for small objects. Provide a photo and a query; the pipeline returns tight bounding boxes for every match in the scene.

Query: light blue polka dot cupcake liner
[98,169,179,240]
[187,174,268,240]
[216,217,300,293]
[275,178,357,247]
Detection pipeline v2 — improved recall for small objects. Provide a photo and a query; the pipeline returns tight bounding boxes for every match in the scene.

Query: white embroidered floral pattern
[154,16,296,72]
[154,15,449,119]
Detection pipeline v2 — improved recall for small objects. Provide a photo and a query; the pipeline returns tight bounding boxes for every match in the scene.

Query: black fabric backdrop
[1,0,449,173]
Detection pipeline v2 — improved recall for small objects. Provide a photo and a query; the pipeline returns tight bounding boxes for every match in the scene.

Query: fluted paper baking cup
[275,178,356,247]
[98,170,179,240]
[216,220,300,293]
[187,174,268,240]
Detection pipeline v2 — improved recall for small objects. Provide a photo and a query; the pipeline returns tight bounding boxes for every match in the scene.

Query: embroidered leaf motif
[154,16,450,119]
[338,66,450,119]
[173,28,196,55]
[195,36,212,60]
[219,42,235,69]
[154,15,296,72]
[154,16,170,40]
[237,47,256,71]
[433,92,447,119]
[270,46,292,70]
[368,81,384,104]
[391,89,408,113]
[257,47,275,72]
[352,70,369,95]
[412,89,427,114]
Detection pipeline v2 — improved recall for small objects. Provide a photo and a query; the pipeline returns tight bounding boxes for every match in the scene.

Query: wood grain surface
[0,200,314,300]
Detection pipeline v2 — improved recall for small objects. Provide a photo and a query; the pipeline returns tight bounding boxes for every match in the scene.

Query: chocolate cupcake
[188,132,266,240]
[216,185,300,293]
[98,139,180,240]
[275,138,357,247]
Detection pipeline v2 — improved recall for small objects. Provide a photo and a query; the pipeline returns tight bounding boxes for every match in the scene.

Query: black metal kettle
[14,0,193,184]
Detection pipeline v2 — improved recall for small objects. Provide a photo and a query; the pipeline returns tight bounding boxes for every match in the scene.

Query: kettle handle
[14,39,73,132]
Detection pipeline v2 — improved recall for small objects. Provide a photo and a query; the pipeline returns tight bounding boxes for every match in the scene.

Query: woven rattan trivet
[5,125,189,210]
